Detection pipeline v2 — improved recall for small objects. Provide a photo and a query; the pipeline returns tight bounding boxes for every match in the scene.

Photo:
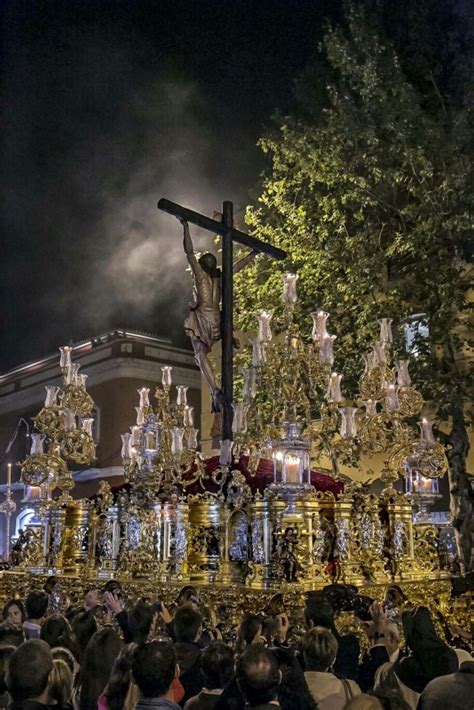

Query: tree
[234,2,473,571]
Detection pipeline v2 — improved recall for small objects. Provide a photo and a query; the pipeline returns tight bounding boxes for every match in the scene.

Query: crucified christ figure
[181,219,257,412]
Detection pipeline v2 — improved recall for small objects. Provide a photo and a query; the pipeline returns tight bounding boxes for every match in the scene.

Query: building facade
[0,330,200,555]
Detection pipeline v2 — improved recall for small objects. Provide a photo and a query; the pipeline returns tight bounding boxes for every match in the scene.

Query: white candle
[59,346,72,369]
[385,384,400,413]
[319,334,337,366]
[183,406,194,427]
[327,372,343,403]
[7,464,11,488]
[161,366,173,387]
[137,387,150,408]
[285,455,300,483]
[257,311,273,343]
[311,310,329,342]
[176,385,188,407]
[282,273,298,304]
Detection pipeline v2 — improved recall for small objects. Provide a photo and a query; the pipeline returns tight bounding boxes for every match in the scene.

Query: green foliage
[235,2,473,425]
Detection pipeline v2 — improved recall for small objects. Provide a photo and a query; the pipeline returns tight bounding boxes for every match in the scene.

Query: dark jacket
[417,661,474,710]
[357,644,391,691]
[183,691,222,710]
[174,641,204,707]
[394,607,458,694]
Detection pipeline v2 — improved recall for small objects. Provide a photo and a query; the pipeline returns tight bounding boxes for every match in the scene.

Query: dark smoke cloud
[1,9,247,368]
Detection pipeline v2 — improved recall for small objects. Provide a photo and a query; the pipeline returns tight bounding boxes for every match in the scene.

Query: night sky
[2,0,342,370]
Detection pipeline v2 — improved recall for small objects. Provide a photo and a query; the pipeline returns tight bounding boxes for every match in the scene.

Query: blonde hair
[301,626,338,671]
[49,659,73,708]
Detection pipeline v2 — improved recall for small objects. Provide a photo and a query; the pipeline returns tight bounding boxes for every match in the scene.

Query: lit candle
[76,374,88,388]
[285,454,300,483]
[170,427,184,455]
[186,428,199,449]
[373,343,387,366]
[44,385,60,408]
[137,387,150,408]
[311,310,329,342]
[257,311,273,343]
[378,318,393,344]
[339,407,358,439]
[385,384,400,413]
[418,418,435,445]
[130,426,141,446]
[81,418,94,436]
[145,430,157,451]
[7,463,11,489]
[327,372,343,403]
[30,433,46,455]
[319,334,337,366]
[161,366,173,387]
[363,350,378,373]
[59,346,72,369]
[176,385,188,407]
[396,360,411,387]
[183,406,194,427]
[62,410,76,430]
[121,433,132,459]
[364,399,378,417]
[282,273,298,305]
[251,337,266,367]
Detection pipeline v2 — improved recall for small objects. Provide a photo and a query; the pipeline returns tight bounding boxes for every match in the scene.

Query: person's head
[6,639,53,703]
[385,621,401,657]
[107,643,138,710]
[51,647,75,674]
[201,641,234,690]
[238,613,263,649]
[0,646,15,694]
[128,601,154,644]
[78,626,123,710]
[84,588,99,611]
[174,604,202,643]
[71,609,98,662]
[177,585,200,608]
[2,599,26,626]
[262,617,280,645]
[301,626,338,672]
[304,592,335,632]
[0,624,25,647]
[344,695,384,710]
[198,252,218,277]
[40,614,72,649]
[132,641,178,699]
[236,645,281,707]
[25,590,49,621]
[44,576,58,595]
[49,659,73,709]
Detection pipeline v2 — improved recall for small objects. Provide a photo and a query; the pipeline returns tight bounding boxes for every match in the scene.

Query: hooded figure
[393,606,458,694]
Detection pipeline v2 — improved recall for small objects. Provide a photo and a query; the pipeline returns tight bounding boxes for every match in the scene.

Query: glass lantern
[272,422,311,487]
[404,457,441,521]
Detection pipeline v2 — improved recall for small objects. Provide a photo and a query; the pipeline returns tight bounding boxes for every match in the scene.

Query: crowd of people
[0,577,471,710]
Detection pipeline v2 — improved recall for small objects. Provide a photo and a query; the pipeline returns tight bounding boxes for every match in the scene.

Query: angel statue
[181,218,257,413]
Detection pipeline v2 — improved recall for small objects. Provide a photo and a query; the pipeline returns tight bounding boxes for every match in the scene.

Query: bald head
[236,645,280,706]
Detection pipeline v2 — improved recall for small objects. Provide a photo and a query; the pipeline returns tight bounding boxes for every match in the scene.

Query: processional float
[3,200,461,628]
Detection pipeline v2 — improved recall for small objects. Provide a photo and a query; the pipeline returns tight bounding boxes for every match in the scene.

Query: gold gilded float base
[0,571,468,635]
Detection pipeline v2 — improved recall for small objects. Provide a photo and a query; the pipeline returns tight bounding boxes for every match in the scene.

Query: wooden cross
[158,197,287,447]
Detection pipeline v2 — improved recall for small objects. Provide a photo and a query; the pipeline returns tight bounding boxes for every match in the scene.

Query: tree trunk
[447,398,472,575]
